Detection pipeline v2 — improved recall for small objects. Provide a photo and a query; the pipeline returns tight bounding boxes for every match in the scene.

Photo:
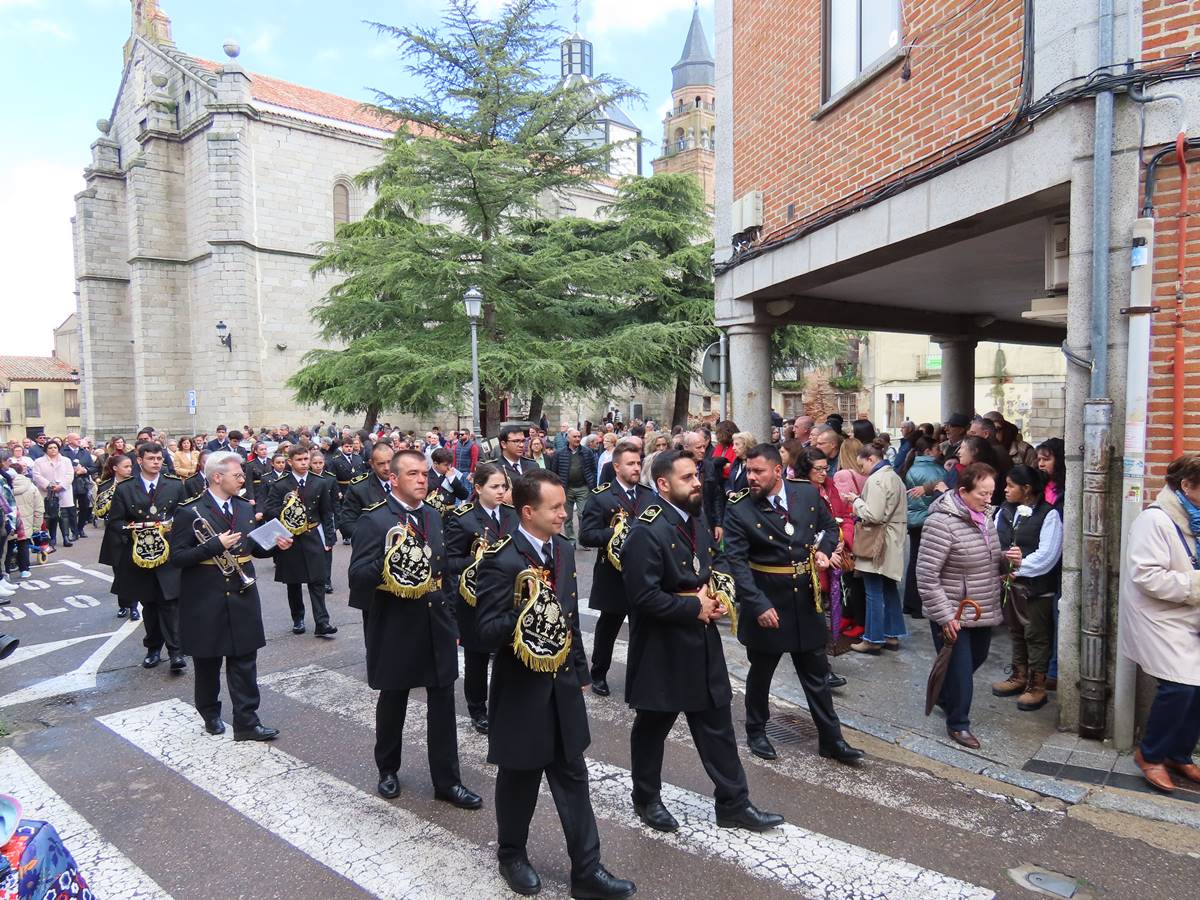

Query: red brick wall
[1141,0,1200,61]
[731,0,1025,242]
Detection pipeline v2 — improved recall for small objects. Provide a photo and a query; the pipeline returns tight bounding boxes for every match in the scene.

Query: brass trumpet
[192,514,256,592]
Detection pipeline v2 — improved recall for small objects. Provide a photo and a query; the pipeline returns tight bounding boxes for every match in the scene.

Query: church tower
[652,4,715,206]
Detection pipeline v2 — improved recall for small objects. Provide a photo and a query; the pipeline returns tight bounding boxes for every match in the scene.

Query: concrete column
[939,338,977,420]
[727,323,772,441]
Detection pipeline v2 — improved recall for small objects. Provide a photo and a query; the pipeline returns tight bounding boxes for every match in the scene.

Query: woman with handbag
[990,466,1063,710]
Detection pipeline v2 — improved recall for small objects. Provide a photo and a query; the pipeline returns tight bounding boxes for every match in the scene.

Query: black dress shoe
[377,771,400,799]
[590,678,611,697]
[747,732,777,760]
[342,538,352,546]
[234,724,280,742]
[169,654,187,673]
[61,540,73,548]
[818,739,865,764]
[498,858,541,896]
[130,607,141,621]
[716,803,785,832]
[315,624,338,638]
[204,718,226,735]
[471,714,489,735]
[826,671,848,689]
[292,619,306,635]
[571,864,636,899]
[142,650,161,668]
[76,531,88,539]
[434,783,483,810]
[633,798,678,833]
[324,583,334,594]
[117,607,129,619]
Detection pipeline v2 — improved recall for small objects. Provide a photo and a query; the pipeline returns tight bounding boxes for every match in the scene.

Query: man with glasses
[497,426,531,483]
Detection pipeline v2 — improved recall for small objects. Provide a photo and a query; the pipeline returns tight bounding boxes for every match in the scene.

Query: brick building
[714,0,1200,742]
[651,5,717,206]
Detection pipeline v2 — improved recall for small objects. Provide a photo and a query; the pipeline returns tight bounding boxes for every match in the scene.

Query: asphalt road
[1,540,1197,899]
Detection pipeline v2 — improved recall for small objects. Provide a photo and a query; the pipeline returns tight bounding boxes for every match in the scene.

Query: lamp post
[216,320,232,353]
[463,286,483,437]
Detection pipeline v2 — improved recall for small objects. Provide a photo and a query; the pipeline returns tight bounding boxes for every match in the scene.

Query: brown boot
[1044,676,1057,691]
[1017,672,1049,711]
[991,664,1027,698]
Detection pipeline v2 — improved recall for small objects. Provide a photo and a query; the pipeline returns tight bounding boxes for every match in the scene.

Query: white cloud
[316,47,342,63]
[0,160,84,356]
[367,40,398,60]
[586,0,712,36]
[0,0,41,9]
[657,96,673,119]
[248,26,278,56]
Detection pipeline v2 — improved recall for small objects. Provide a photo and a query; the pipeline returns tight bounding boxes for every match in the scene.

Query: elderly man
[552,429,597,544]
[791,416,816,447]
[62,433,96,540]
[554,421,572,453]
[812,426,843,477]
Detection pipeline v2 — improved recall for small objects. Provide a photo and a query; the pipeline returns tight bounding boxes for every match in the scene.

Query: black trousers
[75,498,91,535]
[193,653,261,730]
[286,582,330,628]
[631,705,749,815]
[4,539,30,573]
[374,684,461,791]
[903,526,924,615]
[589,612,624,680]
[142,596,180,654]
[745,647,844,748]
[463,650,490,718]
[496,753,601,881]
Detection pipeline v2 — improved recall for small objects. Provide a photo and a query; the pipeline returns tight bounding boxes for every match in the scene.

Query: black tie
[147,483,156,501]
[223,501,233,520]
[626,489,636,504]
[513,461,521,476]
[542,542,553,569]
[297,478,305,491]
[491,510,501,529]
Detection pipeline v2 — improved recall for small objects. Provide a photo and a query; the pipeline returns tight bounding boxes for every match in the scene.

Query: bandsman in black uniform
[244,442,273,520]
[722,443,863,764]
[475,469,635,899]
[340,444,394,629]
[183,449,211,499]
[579,440,655,697]
[307,449,338,594]
[621,450,783,834]
[169,451,289,741]
[256,452,288,511]
[347,448,481,810]
[496,425,532,482]
[96,453,138,620]
[443,462,516,735]
[425,447,470,516]
[329,435,366,544]
[264,445,337,637]
[107,442,188,672]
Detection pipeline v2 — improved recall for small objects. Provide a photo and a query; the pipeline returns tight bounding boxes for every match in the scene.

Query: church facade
[73,2,642,438]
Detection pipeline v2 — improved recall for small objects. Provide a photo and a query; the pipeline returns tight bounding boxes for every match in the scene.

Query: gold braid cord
[94,482,115,519]
[458,534,489,607]
[605,508,629,571]
[708,569,738,632]
[809,548,823,613]
[380,523,436,599]
[511,568,572,673]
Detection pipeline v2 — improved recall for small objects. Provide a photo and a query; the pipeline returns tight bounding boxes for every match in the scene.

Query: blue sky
[0,0,713,355]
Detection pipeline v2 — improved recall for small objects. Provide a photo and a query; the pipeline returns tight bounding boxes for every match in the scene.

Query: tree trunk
[528,393,544,426]
[671,375,691,429]
[362,403,381,430]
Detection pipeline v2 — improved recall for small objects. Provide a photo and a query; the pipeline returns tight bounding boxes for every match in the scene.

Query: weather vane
[573,0,580,31]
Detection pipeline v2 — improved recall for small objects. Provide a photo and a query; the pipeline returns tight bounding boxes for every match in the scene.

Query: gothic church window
[333,182,350,229]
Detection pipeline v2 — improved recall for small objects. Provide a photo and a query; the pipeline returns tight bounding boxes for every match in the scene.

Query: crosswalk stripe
[0,618,141,709]
[263,664,994,899]
[0,747,170,899]
[96,698,567,900]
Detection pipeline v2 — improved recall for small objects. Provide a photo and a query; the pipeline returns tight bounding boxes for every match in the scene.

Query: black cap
[946,413,971,429]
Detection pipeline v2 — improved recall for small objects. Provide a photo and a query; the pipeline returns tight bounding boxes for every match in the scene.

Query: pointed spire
[672,5,714,91]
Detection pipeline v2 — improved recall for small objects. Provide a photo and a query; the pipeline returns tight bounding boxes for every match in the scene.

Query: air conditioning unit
[731,190,763,235]
[1045,214,1069,291]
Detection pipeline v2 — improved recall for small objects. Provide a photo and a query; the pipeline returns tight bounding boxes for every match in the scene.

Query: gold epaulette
[162,472,182,480]
[350,472,368,484]
[593,483,610,494]
[485,534,511,555]
[453,502,474,516]
[363,500,386,512]
[728,488,750,504]
[180,493,203,505]
[638,505,661,524]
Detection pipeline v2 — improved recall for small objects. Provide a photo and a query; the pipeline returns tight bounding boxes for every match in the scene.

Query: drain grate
[764,713,819,745]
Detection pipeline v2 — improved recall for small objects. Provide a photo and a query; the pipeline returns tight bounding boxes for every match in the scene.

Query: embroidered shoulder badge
[363,500,386,512]
[180,493,203,505]
[484,534,511,555]
[727,488,750,504]
[638,505,662,524]
[593,483,611,494]
[350,472,368,484]
[162,472,182,480]
[454,502,474,516]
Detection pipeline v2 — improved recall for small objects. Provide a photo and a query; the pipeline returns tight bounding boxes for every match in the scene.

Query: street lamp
[216,320,233,353]
[463,286,483,437]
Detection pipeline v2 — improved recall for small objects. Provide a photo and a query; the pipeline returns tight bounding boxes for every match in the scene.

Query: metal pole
[470,318,481,438]
[718,329,728,421]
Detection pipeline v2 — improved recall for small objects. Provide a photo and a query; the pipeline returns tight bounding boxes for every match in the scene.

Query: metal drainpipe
[719,330,728,421]
[1079,0,1116,740]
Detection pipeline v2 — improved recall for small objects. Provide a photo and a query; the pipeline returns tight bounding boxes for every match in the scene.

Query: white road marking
[263,665,994,899]
[0,747,170,899]
[97,698,568,900]
[0,618,141,709]
[0,631,119,670]
[55,558,116,582]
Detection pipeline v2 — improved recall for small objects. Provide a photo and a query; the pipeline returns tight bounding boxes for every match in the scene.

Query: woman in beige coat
[844,442,909,653]
[8,459,44,577]
[1120,454,1200,793]
[916,463,1007,749]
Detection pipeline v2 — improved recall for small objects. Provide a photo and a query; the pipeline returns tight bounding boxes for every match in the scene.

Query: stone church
[73,1,645,438]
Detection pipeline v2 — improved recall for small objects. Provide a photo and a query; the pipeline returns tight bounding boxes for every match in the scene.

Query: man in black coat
[62,433,96,539]
[244,442,273,519]
[444,461,517,735]
[264,445,337,637]
[722,443,863,764]
[308,450,338,594]
[183,450,211,499]
[579,440,655,697]
[475,469,634,899]
[107,442,188,672]
[328,435,366,543]
[339,444,394,551]
[425,447,470,515]
[496,425,533,482]
[620,450,783,835]
[204,425,233,453]
[169,451,288,741]
[348,448,481,810]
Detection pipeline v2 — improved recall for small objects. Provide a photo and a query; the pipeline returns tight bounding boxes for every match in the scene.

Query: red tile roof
[0,356,78,383]
[194,59,400,133]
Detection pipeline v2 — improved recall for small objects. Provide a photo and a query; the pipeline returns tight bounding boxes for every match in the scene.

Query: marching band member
[96,453,137,620]
[307,449,338,594]
[425,447,470,516]
[329,435,367,544]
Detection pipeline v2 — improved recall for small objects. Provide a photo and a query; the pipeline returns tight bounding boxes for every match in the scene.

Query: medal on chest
[692,553,701,574]
[784,521,794,536]
[149,505,158,515]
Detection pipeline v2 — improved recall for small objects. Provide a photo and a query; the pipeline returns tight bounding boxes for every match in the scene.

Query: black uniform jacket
[497,455,534,483]
[107,474,187,601]
[169,492,273,658]
[254,466,286,509]
[721,480,839,654]
[245,456,272,506]
[338,473,389,541]
[475,530,590,770]
[328,451,366,494]
[443,500,518,650]
[348,494,458,691]
[96,478,123,569]
[579,480,657,614]
[426,467,470,514]
[264,472,336,584]
[183,471,207,499]
[621,502,731,712]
